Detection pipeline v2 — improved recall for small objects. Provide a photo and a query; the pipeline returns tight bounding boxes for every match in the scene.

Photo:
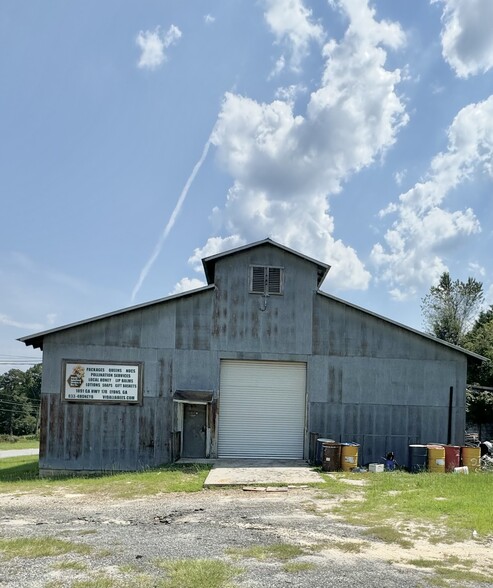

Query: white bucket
[453,466,469,474]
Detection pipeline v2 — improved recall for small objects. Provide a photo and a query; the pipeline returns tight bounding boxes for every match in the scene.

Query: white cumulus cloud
[198,0,408,291]
[189,235,247,273]
[433,0,493,77]
[170,278,207,295]
[372,95,493,298]
[136,25,182,70]
[263,0,325,72]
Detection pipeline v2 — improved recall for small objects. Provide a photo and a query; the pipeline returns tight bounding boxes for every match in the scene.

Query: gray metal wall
[37,245,469,472]
[39,289,216,472]
[309,294,467,465]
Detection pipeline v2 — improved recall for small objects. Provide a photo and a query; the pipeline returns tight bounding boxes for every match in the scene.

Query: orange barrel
[322,443,341,472]
[444,445,461,472]
[340,443,359,471]
[427,445,445,473]
[409,444,428,473]
[461,446,481,472]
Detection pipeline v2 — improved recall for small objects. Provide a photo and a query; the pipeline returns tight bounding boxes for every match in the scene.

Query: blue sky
[2,0,493,372]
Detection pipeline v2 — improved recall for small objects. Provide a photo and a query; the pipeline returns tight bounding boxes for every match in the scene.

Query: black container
[408,444,428,473]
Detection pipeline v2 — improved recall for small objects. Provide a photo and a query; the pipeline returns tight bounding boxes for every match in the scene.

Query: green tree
[466,389,493,439]
[0,365,41,436]
[462,305,493,437]
[463,305,493,386]
[421,272,484,345]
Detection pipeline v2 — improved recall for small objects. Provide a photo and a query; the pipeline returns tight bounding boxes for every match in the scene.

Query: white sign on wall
[62,361,142,403]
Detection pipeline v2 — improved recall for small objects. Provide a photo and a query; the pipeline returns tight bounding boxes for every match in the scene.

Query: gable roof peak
[202,238,330,287]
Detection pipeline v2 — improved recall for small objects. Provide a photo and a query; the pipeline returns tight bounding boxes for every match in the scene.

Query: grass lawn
[0,455,211,497]
[323,470,493,540]
[0,437,39,451]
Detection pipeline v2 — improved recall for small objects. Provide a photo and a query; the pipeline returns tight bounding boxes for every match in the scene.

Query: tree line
[0,364,41,437]
[422,272,493,436]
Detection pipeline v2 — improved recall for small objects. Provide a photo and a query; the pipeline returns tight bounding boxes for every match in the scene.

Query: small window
[250,266,284,295]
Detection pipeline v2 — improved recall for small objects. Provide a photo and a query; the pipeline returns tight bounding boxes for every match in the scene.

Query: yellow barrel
[461,446,481,472]
[427,445,445,473]
[341,443,359,471]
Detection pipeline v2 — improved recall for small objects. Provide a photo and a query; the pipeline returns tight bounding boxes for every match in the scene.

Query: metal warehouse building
[20,239,482,475]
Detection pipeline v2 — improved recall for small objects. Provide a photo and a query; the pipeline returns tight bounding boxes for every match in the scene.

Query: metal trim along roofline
[202,238,330,287]
[316,290,487,362]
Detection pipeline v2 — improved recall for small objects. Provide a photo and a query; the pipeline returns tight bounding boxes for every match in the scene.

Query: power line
[0,399,41,408]
[0,357,41,361]
[0,362,42,366]
[0,406,40,416]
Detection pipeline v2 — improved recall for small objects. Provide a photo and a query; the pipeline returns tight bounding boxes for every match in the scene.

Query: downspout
[447,386,454,445]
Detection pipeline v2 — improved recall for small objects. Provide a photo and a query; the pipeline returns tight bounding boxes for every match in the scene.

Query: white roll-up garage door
[218,360,306,458]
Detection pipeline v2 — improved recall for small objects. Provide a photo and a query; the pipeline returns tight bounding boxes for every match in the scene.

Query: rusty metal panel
[153,397,171,465]
[138,402,155,462]
[84,405,102,467]
[176,290,213,350]
[172,349,218,392]
[211,245,317,355]
[39,396,48,460]
[140,303,177,349]
[65,403,83,460]
[54,395,64,461]
[101,406,116,467]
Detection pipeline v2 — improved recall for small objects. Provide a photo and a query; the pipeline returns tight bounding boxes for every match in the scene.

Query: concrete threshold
[177,458,324,487]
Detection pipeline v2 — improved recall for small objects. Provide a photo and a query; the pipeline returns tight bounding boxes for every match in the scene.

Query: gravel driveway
[0,487,491,587]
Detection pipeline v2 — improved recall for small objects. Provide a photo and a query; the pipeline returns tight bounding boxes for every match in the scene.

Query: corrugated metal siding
[211,245,316,355]
[218,360,306,458]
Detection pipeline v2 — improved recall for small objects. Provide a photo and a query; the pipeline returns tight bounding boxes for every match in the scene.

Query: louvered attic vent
[250,266,284,295]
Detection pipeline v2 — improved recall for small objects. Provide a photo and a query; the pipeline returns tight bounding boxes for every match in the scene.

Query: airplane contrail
[131,134,213,302]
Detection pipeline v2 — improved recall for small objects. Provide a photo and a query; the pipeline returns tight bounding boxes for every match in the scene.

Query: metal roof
[18,284,216,350]
[202,237,330,287]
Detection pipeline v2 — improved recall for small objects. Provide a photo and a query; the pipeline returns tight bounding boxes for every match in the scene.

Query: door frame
[174,400,211,458]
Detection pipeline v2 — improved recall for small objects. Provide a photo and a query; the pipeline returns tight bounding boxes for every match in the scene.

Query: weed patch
[47,574,158,588]
[227,543,305,561]
[156,559,242,588]
[362,525,413,548]
[0,537,91,559]
[52,560,88,571]
[408,556,492,586]
[327,540,368,553]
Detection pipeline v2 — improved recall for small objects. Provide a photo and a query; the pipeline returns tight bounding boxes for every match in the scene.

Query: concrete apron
[178,459,324,487]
